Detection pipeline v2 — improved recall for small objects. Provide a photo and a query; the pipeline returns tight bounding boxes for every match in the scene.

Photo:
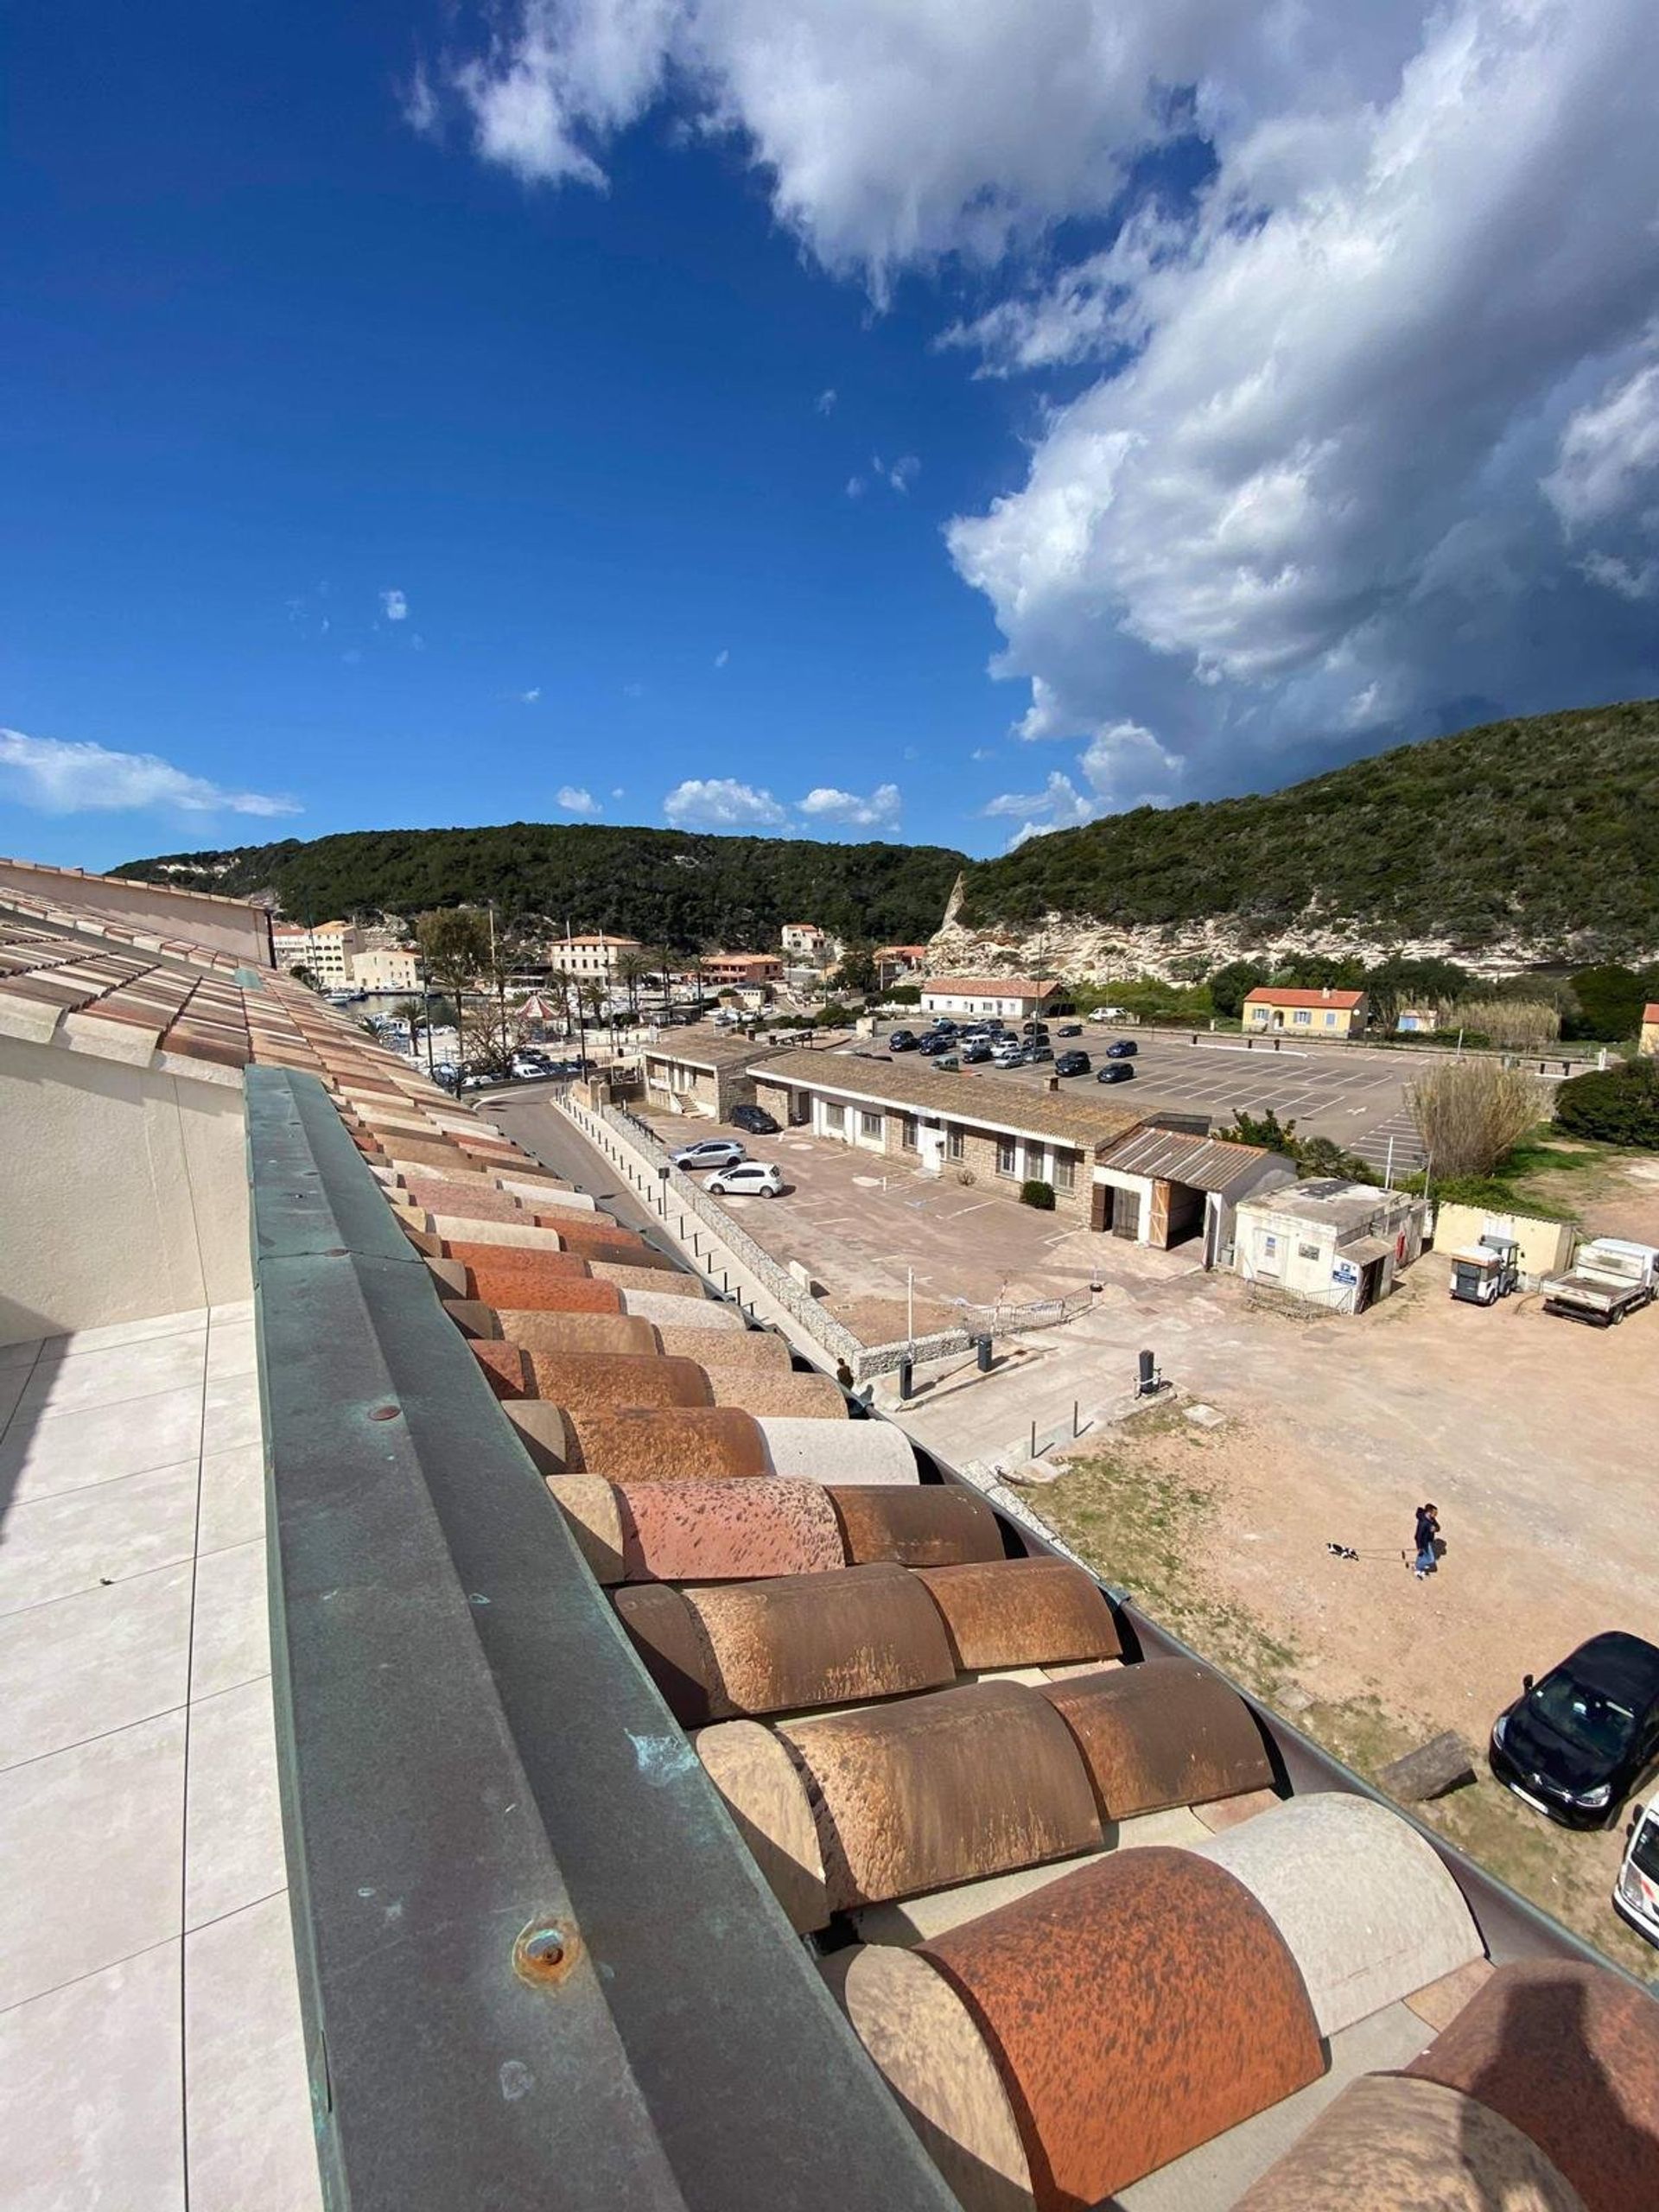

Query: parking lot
[862,1024,1440,1171]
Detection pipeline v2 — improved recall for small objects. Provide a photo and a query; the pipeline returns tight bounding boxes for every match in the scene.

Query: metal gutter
[248,1066,957,2212]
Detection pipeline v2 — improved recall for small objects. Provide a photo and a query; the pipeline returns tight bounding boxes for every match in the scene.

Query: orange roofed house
[1244,984,1369,1037]
[1642,1002,1659,1055]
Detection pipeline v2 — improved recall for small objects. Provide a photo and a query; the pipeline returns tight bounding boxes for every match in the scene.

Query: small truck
[1541,1237,1659,1326]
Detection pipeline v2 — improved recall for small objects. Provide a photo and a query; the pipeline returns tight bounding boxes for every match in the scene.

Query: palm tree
[580,979,609,1058]
[614,948,653,1022]
[391,996,427,1056]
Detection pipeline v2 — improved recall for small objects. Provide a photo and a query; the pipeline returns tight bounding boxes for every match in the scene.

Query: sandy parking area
[890,1245,1659,1979]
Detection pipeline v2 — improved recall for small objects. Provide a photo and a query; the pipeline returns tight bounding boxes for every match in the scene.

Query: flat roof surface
[1239,1178,1408,1232]
[642,1030,795,1071]
[753,1047,1143,1150]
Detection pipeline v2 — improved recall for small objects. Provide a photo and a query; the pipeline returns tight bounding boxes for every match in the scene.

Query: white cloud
[983,721,1179,843]
[380,588,408,622]
[622,680,645,698]
[970,746,995,760]
[556,785,600,814]
[435,0,1659,798]
[611,785,626,797]
[519,686,543,702]
[797,781,901,828]
[663,776,789,828]
[0,728,301,818]
[816,387,837,414]
[714,647,729,668]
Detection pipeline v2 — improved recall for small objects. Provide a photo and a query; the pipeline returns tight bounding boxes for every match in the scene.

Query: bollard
[898,1355,914,1402]
[976,1333,993,1374]
[1137,1349,1157,1397]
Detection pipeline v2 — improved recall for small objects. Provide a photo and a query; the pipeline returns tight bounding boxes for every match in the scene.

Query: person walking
[1412,1502,1440,1579]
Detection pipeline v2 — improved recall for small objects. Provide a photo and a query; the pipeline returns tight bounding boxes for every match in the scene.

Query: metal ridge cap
[249,1067,956,2212]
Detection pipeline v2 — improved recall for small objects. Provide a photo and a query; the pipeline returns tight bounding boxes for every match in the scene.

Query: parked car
[1021,1020,1051,1038]
[708,1160,785,1199]
[511,1054,551,1078]
[1096,1062,1136,1084]
[1056,1050,1091,1076]
[929,1019,958,1036]
[1615,1799,1659,1947]
[729,1103,780,1136]
[672,1139,747,1172]
[917,1034,952,1056]
[1489,1631,1659,1827]
[1105,1039,1139,1058]
[931,1053,961,1071]
[887,1029,918,1052]
[991,1043,1025,1066]
[1056,1023,1083,1037]
[1026,1044,1054,1063]
[959,1042,992,1065]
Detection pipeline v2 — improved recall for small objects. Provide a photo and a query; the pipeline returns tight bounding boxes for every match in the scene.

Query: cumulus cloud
[797,782,901,828]
[816,387,837,414]
[380,588,408,622]
[432,0,1659,803]
[556,784,600,813]
[0,729,301,817]
[663,776,789,828]
[983,721,1179,845]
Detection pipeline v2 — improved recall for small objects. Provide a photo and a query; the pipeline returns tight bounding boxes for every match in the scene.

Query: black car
[1056,1050,1090,1076]
[1490,1631,1659,1827]
[887,1029,918,1052]
[917,1034,951,1056]
[959,1041,992,1064]
[1021,1020,1051,1038]
[730,1103,780,1136]
[1096,1062,1136,1084]
[1105,1038,1139,1058]
[929,1020,958,1037]
[1056,1023,1083,1037]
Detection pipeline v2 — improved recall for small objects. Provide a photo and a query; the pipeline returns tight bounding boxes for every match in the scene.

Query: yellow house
[1395,1004,1440,1034]
[1642,1001,1659,1056]
[1243,985,1368,1037]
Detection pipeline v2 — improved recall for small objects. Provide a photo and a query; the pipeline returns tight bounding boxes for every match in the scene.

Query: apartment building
[271,918,361,985]
[349,944,423,994]
[550,931,644,982]
[702,950,783,989]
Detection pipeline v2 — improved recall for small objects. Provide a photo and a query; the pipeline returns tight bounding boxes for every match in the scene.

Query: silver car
[671,1138,747,1171]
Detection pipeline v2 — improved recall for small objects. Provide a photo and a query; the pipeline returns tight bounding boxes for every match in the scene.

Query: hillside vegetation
[956,699,1659,956]
[115,822,966,947]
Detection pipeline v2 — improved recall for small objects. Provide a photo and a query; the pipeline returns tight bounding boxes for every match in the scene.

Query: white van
[1614,1801,1659,1947]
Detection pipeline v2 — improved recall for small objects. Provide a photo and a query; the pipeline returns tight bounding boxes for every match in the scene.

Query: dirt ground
[1028,1272,1659,1984]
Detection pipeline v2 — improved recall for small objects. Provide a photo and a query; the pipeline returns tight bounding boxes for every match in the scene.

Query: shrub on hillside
[1408,1059,1543,1177]
[1563,963,1645,1041]
[1020,1179,1056,1211]
[1554,1059,1659,1148]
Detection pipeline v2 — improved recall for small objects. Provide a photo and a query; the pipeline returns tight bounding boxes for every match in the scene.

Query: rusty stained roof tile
[780,1681,1103,1915]
[1038,1657,1275,1822]
[825,1484,1007,1569]
[617,1563,957,1726]
[614,1478,847,1585]
[1405,1959,1659,2212]
[556,1405,771,1482]
[913,1558,1123,1672]
[917,1847,1325,2209]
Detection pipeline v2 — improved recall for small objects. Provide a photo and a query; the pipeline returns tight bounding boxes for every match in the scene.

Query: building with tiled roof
[1642,1001,1659,1055]
[1243,984,1369,1036]
[639,1027,787,1118]
[748,1049,1160,1223]
[2,853,1650,2212]
[702,950,784,988]
[921,975,1062,1018]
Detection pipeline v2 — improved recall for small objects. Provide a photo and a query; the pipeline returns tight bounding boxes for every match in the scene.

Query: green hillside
[114,821,966,949]
[957,699,1659,956]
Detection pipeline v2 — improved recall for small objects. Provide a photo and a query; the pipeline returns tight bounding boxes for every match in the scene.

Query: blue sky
[4,3,1658,873]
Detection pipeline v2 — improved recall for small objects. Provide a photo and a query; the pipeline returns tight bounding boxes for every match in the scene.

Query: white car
[990,1040,1025,1065]
[707,1161,785,1199]
[672,1139,747,1171]
[1615,1800,1659,1948]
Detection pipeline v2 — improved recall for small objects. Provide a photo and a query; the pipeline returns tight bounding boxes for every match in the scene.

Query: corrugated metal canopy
[1098,1127,1281,1192]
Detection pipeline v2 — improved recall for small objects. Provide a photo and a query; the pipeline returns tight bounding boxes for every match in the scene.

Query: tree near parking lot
[1409,1059,1542,1178]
